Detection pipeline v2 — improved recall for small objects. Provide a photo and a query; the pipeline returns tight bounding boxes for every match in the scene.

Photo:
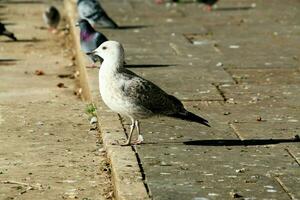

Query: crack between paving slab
[212,83,228,102]
[118,114,152,198]
[181,99,224,102]
[284,148,300,166]
[169,43,181,55]
[229,123,245,141]
[274,176,296,200]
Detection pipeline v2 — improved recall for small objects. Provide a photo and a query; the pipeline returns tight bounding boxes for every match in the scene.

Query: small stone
[230,190,243,198]
[57,83,67,88]
[35,70,45,76]
[229,45,240,49]
[216,62,223,67]
[257,116,262,121]
[74,71,80,78]
[36,121,44,126]
[89,116,98,124]
[224,111,231,115]
[235,168,246,173]
[160,161,168,166]
[227,98,235,104]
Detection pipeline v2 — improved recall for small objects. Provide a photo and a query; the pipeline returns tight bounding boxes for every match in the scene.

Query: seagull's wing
[121,69,210,127]
[121,70,183,115]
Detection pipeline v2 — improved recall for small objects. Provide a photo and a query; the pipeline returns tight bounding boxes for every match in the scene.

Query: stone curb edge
[64,0,150,199]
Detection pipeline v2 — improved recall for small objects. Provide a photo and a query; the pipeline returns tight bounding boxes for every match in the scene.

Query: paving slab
[0,1,112,199]
[67,0,300,199]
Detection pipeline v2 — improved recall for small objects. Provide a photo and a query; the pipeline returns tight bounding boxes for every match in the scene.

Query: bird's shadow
[95,25,151,30]
[0,22,17,26]
[214,6,254,11]
[117,25,151,30]
[124,64,176,68]
[0,58,20,66]
[184,138,300,146]
[2,39,43,43]
[0,0,43,4]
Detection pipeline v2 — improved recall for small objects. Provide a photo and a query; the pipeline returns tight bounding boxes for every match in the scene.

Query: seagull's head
[87,41,125,65]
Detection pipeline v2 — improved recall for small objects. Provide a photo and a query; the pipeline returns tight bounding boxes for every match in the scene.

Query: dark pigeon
[43,6,61,31]
[77,0,118,29]
[76,19,108,63]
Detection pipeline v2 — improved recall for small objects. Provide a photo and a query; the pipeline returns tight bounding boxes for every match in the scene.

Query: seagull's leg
[133,120,144,145]
[122,118,135,146]
[203,5,212,12]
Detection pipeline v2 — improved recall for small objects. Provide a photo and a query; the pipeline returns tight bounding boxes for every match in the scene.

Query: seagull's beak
[86,51,94,56]
[86,51,104,63]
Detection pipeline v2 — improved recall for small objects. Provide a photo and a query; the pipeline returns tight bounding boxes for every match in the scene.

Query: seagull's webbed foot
[132,135,144,145]
[132,121,144,145]
[203,5,212,12]
[121,142,131,146]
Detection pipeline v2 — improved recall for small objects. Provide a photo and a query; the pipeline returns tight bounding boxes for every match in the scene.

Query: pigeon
[76,19,108,64]
[43,6,60,32]
[0,22,17,41]
[77,0,118,29]
[197,0,219,11]
[88,41,210,146]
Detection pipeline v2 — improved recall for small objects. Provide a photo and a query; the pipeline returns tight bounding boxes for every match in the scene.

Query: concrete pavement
[69,0,300,199]
[1,0,299,200]
[0,1,112,199]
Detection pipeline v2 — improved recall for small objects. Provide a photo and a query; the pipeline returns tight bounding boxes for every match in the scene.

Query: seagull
[88,41,210,146]
[76,19,108,66]
[43,6,60,33]
[0,22,17,41]
[77,0,118,29]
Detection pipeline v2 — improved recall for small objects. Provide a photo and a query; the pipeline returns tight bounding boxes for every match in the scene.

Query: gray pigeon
[43,6,60,32]
[77,0,118,29]
[0,22,17,41]
[76,19,108,63]
[88,41,210,146]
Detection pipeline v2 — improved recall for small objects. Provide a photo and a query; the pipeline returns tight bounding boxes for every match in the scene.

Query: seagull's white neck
[100,56,124,74]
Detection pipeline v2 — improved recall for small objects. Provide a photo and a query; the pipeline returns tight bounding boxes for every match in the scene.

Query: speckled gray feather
[118,69,185,117]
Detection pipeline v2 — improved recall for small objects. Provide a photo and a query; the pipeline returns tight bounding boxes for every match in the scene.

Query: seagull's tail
[170,111,210,127]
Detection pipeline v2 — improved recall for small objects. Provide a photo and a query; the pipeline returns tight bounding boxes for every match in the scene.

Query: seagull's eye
[102,46,107,50]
